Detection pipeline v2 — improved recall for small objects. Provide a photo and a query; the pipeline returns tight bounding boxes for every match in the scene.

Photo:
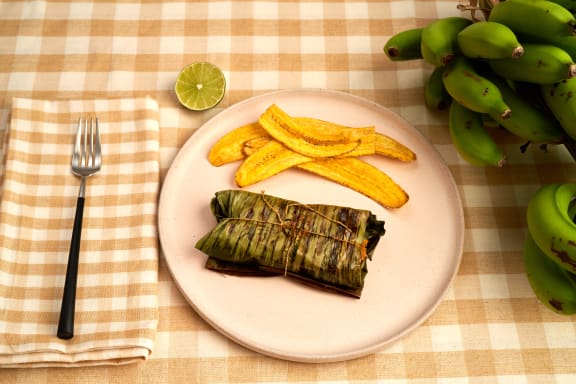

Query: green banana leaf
[195,190,386,298]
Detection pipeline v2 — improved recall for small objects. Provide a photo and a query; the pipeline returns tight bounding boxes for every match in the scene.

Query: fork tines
[73,116,101,172]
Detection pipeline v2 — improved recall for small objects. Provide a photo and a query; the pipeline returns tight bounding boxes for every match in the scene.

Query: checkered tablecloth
[1,0,576,382]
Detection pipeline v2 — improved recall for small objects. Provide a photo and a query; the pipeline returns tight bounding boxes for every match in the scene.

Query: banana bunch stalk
[384,0,576,167]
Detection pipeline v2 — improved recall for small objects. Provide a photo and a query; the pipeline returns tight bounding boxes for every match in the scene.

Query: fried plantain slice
[292,116,375,142]
[235,140,312,187]
[239,131,414,162]
[208,105,415,209]
[209,113,413,166]
[259,104,373,157]
[208,122,270,166]
[242,137,272,157]
[375,133,416,162]
[297,157,409,209]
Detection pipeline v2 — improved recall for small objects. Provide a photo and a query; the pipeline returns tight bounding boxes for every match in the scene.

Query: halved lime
[175,62,226,111]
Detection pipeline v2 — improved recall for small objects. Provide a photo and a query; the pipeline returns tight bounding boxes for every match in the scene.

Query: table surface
[1,0,576,383]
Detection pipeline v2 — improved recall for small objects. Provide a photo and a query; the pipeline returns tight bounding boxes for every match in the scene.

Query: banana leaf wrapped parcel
[195,190,386,298]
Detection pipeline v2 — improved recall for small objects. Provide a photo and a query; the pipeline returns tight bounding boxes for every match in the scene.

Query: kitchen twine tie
[230,192,368,276]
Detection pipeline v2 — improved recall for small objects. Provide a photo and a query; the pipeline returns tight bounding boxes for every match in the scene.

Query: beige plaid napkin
[0,97,160,367]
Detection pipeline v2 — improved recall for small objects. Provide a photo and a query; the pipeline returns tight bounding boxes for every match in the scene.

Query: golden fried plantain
[375,133,416,162]
[240,131,413,162]
[242,137,272,157]
[293,116,377,157]
[208,122,270,166]
[293,117,375,142]
[235,140,312,187]
[207,104,416,209]
[259,104,372,157]
[297,157,409,209]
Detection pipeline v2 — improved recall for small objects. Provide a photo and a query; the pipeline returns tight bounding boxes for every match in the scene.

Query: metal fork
[57,116,102,340]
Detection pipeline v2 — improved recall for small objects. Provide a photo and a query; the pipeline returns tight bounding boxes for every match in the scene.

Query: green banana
[546,0,576,13]
[488,43,576,85]
[448,101,506,167]
[524,232,576,315]
[457,21,524,59]
[384,28,423,61]
[548,36,576,62]
[542,77,576,140]
[442,57,511,119]
[421,16,473,67]
[526,183,576,274]
[424,66,452,110]
[488,0,576,40]
[486,75,567,143]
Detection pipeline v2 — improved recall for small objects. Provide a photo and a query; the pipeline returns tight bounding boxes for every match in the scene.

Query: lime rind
[175,62,226,111]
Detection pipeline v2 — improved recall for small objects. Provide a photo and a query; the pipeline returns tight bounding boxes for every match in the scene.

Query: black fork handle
[57,195,85,340]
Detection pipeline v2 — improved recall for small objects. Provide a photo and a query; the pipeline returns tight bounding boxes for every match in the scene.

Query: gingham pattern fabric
[0,0,576,382]
[0,97,160,367]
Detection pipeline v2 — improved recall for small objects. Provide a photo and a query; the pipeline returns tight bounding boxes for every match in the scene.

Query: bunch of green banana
[384,0,576,315]
[524,183,576,315]
[383,0,576,167]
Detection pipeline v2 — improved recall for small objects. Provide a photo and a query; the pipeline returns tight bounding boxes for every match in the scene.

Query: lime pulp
[175,62,226,111]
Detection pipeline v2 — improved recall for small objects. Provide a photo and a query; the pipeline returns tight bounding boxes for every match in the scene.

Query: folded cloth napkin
[0,97,160,367]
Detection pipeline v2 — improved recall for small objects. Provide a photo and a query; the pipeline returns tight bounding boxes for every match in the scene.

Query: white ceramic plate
[158,89,464,363]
